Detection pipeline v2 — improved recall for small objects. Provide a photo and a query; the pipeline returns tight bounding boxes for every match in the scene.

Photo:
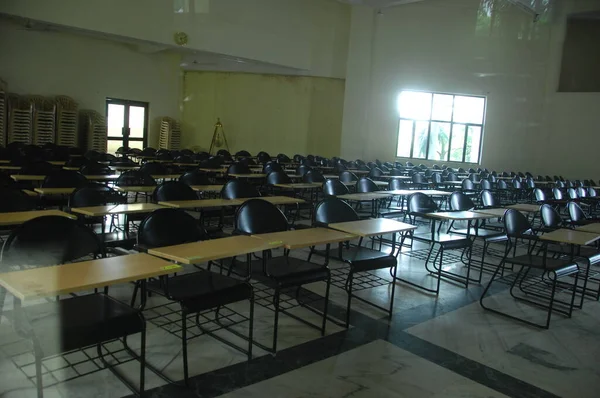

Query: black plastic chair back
[480,190,499,207]
[568,202,587,223]
[235,150,252,158]
[296,164,312,177]
[540,204,563,229]
[322,179,349,196]
[533,188,545,202]
[588,188,598,197]
[339,171,358,183]
[461,179,475,191]
[256,151,271,163]
[303,170,325,183]
[1,216,104,268]
[153,181,197,202]
[227,162,251,175]
[80,162,112,176]
[314,198,360,226]
[138,208,206,249]
[0,189,35,212]
[356,177,378,193]
[235,199,288,234]
[221,180,260,199]
[140,162,168,176]
[446,172,458,182]
[408,192,438,215]
[553,188,564,200]
[263,162,283,174]
[450,192,475,211]
[42,170,88,188]
[389,178,407,190]
[179,171,210,186]
[504,209,533,239]
[480,179,492,191]
[276,153,291,163]
[567,188,578,200]
[19,161,55,175]
[116,170,156,187]
[412,173,427,185]
[368,167,384,179]
[266,171,292,185]
[69,186,108,208]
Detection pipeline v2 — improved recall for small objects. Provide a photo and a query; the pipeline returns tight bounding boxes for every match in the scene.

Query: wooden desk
[337,193,393,201]
[110,165,139,171]
[148,235,283,264]
[198,168,227,173]
[0,165,21,171]
[272,183,321,189]
[473,208,508,218]
[34,187,75,195]
[48,161,66,166]
[85,174,121,181]
[576,223,600,234]
[0,159,10,164]
[323,175,340,179]
[328,218,417,237]
[426,211,496,221]
[63,167,81,171]
[0,210,76,226]
[190,185,224,192]
[159,198,243,209]
[11,174,46,182]
[506,204,540,213]
[116,185,156,193]
[245,196,306,205]
[229,173,267,179]
[0,253,178,301]
[374,189,452,196]
[379,175,411,180]
[151,174,181,179]
[348,170,370,175]
[70,203,165,217]
[22,189,38,197]
[540,229,600,246]
[253,228,357,249]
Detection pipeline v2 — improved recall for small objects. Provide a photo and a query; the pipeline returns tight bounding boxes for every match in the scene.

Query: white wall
[0,0,351,78]
[0,20,181,146]
[341,0,600,178]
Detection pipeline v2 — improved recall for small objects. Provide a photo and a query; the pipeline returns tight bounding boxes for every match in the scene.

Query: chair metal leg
[321,272,331,336]
[34,347,43,398]
[272,289,280,353]
[181,311,189,386]
[248,294,255,361]
[389,264,398,318]
[345,271,353,328]
[139,324,146,396]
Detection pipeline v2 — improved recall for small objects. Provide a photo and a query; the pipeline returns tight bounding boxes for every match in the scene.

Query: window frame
[396,90,486,164]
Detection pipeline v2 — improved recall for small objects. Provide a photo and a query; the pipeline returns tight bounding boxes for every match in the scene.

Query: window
[396,91,486,164]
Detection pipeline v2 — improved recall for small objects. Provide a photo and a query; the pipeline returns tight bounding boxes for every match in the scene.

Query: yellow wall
[181,72,344,157]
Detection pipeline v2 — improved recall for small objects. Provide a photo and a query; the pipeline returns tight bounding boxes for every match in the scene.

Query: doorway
[106,98,149,154]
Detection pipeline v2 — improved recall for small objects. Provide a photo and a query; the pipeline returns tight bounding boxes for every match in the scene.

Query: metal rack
[79,110,107,152]
[158,117,181,150]
[7,94,33,144]
[55,95,78,147]
[28,95,56,146]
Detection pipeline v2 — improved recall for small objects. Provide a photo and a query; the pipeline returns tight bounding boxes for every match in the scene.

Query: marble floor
[1,220,599,398]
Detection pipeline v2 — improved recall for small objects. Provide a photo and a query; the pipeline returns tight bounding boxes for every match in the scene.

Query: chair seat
[340,247,396,272]
[147,271,251,313]
[413,232,472,249]
[22,294,143,357]
[265,257,329,287]
[509,254,577,272]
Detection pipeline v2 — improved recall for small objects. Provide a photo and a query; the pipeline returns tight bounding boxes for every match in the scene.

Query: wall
[341,0,600,178]
[0,20,181,147]
[181,72,344,156]
[0,0,350,78]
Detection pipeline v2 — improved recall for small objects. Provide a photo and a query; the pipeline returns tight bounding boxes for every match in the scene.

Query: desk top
[159,198,243,209]
[337,193,393,201]
[190,185,224,192]
[71,203,165,216]
[379,175,411,180]
[245,196,306,205]
[540,229,600,246]
[148,235,282,264]
[328,218,417,237]
[576,223,600,234]
[0,253,177,301]
[426,211,496,221]
[11,174,46,181]
[229,173,267,178]
[506,204,540,213]
[272,183,321,189]
[473,208,508,218]
[253,228,357,249]
[374,189,452,196]
[151,174,182,179]
[34,187,75,195]
[116,185,156,193]
[48,161,66,166]
[198,168,226,173]
[323,175,340,179]
[110,165,139,171]
[85,174,121,180]
[0,210,77,226]
[0,165,21,170]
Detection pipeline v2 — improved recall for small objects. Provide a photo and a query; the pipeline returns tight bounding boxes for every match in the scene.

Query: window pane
[128,106,146,138]
[453,96,485,124]
[107,104,124,138]
[427,122,451,161]
[431,94,453,122]
[449,124,466,162]
[466,126,482,163]
[107,140,122,154]
[398,91,432,120]
[397,120,413,157]
[411,121,430,159]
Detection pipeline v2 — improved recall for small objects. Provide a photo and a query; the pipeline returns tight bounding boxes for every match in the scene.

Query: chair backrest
[368,167,384,178]
[408,192,438,214]
[534,188,546,202]
[303,169,325,183]
[235,199,288,234]
[553,188,564,200]
[461,179,475,190]
[42,170,88,188]
[116,170,156,187]
[504,209,533,239]
[567,201,587,222]
[356,177,378,193]
[19,161,55,175]
[588,187,598,197]
[389,178,407,190]
[412,173,427,184]
[314,198,359,226]
[446,172,458,182]
[468,173,480,182]
[221,180,261,199]
[266,171,292,185]
[296,164,312,177]
[497,180,508,190]
[137,208,206,249]
[480,190,498,207]
[226,162,251,175]
[512,180,523,189]
[80,162,112,176]
[256,151,271,163]
[322,179,349,196]
[140,162,168,175]
[153,181,197,202]
[217,149,231,158]
[430,173,442,184]
[339,170,358,183]
[235,150,252,158]
[540,204,563,229]
[577,187,587,197]
[276,153,291,163]
[1,216,104,268]
[449,191,475,211]
[0,189,36,212]
[179,170,210,186]
[263,161,283,174]
[68,186,108,208]
[479,178,492,191]
[567,188,578,199]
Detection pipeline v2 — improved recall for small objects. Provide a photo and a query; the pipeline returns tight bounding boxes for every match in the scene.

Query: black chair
[0,216,146,397]
[356,177,378,193]
[19,161,55,176]
[263,161,283,174]
[41,170,88,188]
[179,171,211,186]
[567,201,599,226]
[480,189,500,208]
[314,198,404,326]
[226,162,251,175]
[480,209,580,329]
[303,169,325,183]
[368,167,384,180]
[296,164,312,177]
[412,173,428,189]
[140,162,168,176]
[405,193,474,293]
[322,179,349,196]
[276,153,291,163]
[256,151,271,163]
[81,162,113,176]
[339,171,358,183]
[153,181,197,202]
[266,171,292,185]
[116,170,156,203]
[234,199,331,352]
[221,180,260,199]
[0,189,36,212]
[235,150,252,158]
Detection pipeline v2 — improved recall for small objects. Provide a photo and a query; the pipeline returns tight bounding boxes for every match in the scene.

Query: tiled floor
[1,219,599,398]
